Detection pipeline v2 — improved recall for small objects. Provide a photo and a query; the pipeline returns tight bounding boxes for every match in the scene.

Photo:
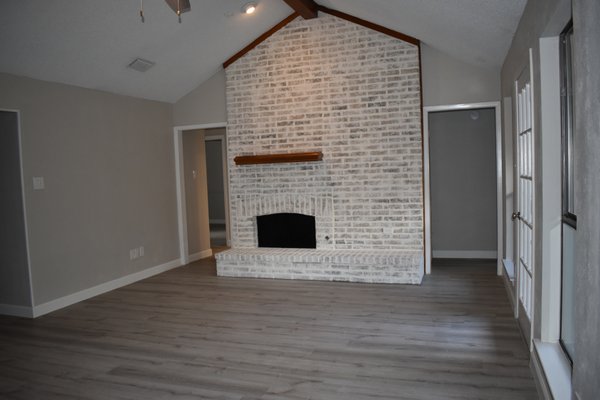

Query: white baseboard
[531,343,553,400]
[503,258,515,280]
[188,249,213,263]
[432,250,497,259]
[209,219,226,224]
[0,303,34,318]
[32,258,181,318]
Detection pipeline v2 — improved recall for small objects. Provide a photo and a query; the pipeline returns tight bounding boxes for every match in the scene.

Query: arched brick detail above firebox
[234,193,335,249]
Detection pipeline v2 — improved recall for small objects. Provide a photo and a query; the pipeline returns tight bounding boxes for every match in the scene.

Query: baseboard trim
[188,249,213,263]
[0,304,34,318]
[432,250,497,259]
[503,258,516,280]
[531,342,553,400]
[32,258,181,318]
[502,271,517,316]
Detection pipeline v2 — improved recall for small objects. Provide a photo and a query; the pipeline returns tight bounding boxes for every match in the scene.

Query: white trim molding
[432,250,497,259]
[423,102,503,275]
[532,340,572,400]
[31,258,181,318]
[188,249,213,263]
[539,36,563,343]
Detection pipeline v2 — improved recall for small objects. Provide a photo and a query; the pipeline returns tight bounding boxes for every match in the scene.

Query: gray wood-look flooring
[0,257,537,399]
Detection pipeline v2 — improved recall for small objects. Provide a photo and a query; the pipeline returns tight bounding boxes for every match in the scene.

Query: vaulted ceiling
[0,0,526,103]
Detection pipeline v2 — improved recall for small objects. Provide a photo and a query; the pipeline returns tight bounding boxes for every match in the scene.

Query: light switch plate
[33,177,45,190]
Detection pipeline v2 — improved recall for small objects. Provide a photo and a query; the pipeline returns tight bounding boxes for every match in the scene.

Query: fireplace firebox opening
[256,213,316,249]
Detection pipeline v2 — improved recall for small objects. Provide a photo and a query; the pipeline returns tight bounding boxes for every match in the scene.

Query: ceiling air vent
[127,58,155,72]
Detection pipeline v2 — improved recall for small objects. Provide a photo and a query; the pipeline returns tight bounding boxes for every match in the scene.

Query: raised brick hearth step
[215,248,424,284]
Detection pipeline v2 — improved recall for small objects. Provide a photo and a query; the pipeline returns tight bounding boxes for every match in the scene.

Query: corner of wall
[173,69,227,127]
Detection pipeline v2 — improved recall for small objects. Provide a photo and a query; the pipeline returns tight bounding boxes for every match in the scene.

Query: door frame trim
[173,122,227,265]
[423,102,503,275]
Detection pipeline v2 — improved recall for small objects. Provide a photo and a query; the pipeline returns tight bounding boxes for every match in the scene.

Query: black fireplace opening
[256,213,316,249]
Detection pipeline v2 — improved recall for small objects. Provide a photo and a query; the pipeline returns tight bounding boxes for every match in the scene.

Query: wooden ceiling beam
[282,0,318,19]
[317,6,420,46]
[223,12,299,68]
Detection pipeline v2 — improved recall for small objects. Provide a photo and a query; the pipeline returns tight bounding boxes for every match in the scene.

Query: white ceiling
[0,0,526,103]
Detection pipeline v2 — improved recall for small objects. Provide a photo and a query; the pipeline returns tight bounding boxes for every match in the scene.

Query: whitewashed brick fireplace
[216,12,424,284]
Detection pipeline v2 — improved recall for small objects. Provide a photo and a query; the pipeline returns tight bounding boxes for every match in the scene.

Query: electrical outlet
[130,248,139,260]
[32,177,45,190]
[139,246,144,257]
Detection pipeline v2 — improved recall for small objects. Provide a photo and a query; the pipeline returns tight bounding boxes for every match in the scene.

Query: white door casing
[423,102,503,275]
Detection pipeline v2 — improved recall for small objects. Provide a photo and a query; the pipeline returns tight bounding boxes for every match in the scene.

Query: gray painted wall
[0,73,179,306]
[429,108,497,254]
[572,0,600,398]
[502,0,600,397]
[0,111,32,307]
[173,70,227,126]
[182,129,211,255]
[421,44,501,106]
[205,135,226,222]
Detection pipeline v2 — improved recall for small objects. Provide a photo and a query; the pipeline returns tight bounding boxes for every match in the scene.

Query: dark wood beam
[234,152,323,165]
[318,6,420,46]
[223,5,421,69]
[282,0,318,19]
[223,12,299,68]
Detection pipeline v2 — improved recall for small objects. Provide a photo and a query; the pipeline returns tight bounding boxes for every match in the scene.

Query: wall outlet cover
[33,176,45,190]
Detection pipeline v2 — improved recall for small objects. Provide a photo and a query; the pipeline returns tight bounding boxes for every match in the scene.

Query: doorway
[173,123,229,265]
[204,130,229,248]
[423,102,503,275]
[0,109,33,316]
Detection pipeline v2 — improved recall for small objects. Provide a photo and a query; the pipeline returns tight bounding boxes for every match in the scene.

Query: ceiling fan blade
[164,0,191,14]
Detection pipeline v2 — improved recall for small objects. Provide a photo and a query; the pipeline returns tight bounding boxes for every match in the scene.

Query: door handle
[512,211,521,221]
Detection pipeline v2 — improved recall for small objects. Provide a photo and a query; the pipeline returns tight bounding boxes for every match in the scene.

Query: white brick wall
[216,248,424,284]
[226,14,423,251]
[222,13,423,283]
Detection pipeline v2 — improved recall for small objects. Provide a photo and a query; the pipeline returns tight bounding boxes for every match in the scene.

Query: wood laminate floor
[0,257,537,399]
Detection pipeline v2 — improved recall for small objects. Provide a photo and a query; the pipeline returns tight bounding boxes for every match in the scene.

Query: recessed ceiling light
[243,2,257,14]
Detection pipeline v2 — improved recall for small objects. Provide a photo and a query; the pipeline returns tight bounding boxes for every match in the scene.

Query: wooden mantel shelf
[234,151,323,165]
